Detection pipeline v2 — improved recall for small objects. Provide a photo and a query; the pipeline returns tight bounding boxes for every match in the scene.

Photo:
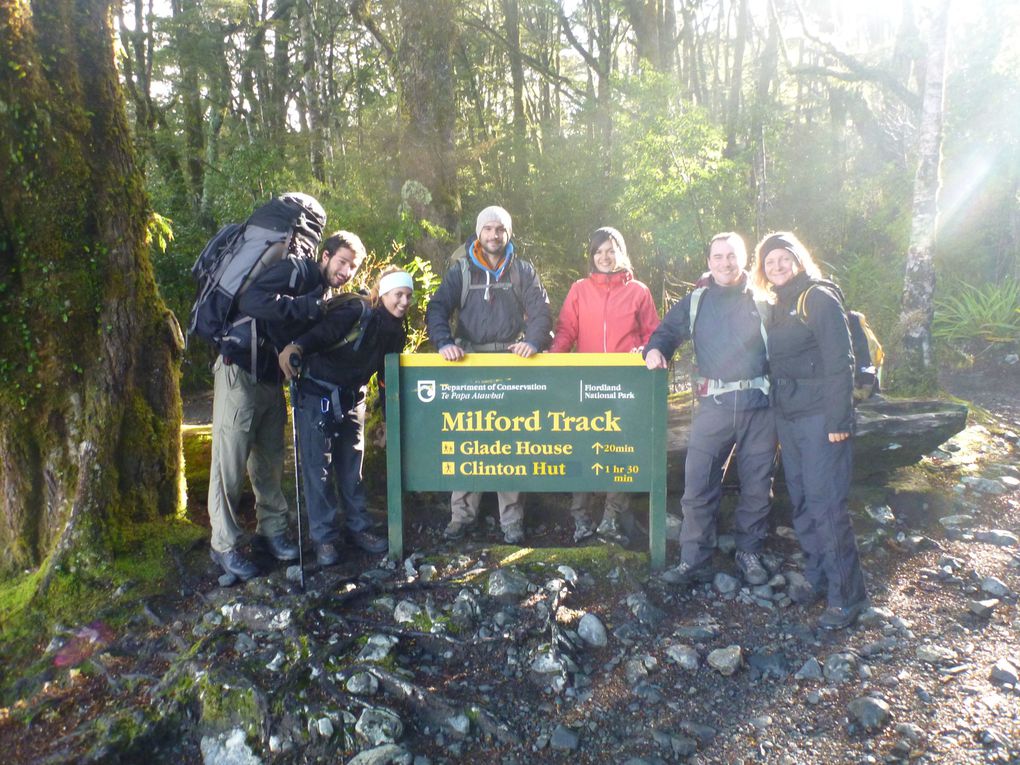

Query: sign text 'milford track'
[441,409,622,433]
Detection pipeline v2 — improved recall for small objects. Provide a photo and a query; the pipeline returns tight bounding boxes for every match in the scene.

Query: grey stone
[626,592,665,627]
[285,565,303,583]
[317,718,335,738]
[624,658,649,685]
[677,721,717,744]
[346,744,414,765]
[961,476,1007,495]
[707,645,742,676]
[450,591,479,630]
[858,606,895,627]
[549,724,580,750]
[487,568,530,599]
[418,564,438,582]
[713,572,740,595]
[393,600,422,624]
[355,708,405,746]
[674,621,720,641]
[221,603,292,632]
[665,513,682,541]
[358,634,400,663]
[916,644,958,665]
[347,671,379,696]
[233,633,257,655]
[981,577,1012,597]
[665,643,699,670]
[968,599,1000,618]
[938,514,975,529]
[848,697,892,731]
[824,653,857,684]
[795,657,823,681]
[670,735,698,756]
[989,658,1019,686]
[200,729,261,765]
[865,504,895,525]
[530,649,568,674]
[446,712,471,737]
[974,529,1019,547]
[747,651,788,678]
[577,613,608,647]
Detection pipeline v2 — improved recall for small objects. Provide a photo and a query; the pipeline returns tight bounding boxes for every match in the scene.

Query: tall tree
[0,0,182,580]
[896,0,950,389]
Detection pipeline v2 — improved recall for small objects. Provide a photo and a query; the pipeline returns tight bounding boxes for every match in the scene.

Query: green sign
[385,353,668,568]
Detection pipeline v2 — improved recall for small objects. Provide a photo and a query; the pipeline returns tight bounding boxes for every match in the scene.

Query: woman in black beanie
[752,232,868,630]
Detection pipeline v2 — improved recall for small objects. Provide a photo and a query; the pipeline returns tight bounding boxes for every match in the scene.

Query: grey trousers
[293,386,372,545]
[679,401,777,567]
[207,357,289,553]
[776,412,867,608]
[450,491,524,529]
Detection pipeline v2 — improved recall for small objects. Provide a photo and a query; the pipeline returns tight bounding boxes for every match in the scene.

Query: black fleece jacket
[292,298,406,396]
[767,272,854,433]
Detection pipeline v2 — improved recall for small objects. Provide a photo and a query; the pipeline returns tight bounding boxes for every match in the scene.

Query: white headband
[378,271,414,296]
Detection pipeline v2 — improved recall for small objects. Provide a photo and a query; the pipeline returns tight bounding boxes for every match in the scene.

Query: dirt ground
[0,360,1017,764]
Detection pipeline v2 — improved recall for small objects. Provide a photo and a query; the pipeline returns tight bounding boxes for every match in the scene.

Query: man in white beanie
[425,204,552,545]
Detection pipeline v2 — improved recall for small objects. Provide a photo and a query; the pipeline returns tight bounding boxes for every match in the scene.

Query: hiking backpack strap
[458,257,524,309]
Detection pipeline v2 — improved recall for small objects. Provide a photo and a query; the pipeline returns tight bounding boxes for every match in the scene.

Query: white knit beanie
[475,205,513,238]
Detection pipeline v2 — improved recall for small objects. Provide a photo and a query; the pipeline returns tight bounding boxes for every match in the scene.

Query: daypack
[320,292,372,354]
[187,192,327,369]
[795,283,884,398]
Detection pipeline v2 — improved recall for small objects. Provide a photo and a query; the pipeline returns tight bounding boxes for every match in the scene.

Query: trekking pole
[289,353,305,591]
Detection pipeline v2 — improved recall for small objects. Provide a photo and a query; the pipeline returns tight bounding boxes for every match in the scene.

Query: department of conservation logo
[417,380,436,403]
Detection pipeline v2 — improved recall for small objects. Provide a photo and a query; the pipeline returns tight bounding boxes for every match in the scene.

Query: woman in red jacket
[551,227,660,544]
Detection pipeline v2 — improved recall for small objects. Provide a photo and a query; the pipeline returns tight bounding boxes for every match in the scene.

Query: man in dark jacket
[206,229,364,580]
[425,205,552,544]
[644,232,777,587]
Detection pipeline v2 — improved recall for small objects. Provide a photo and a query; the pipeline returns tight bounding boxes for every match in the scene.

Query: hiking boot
[573,515,596,544]
[348,529,387,555]
[734,550,769,586]
[502,521,525,545]
[253,533,299,561]
[443,519,475,540]
[595,516,629,546]
[316,542,340,567]
[659,560,713,586]
[210,548,259,581]
[818,599,868,630]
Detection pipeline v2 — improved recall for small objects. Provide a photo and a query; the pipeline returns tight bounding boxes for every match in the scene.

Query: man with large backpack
[644,232,778,588]
[197,193,327,581]
[425,205,552,545]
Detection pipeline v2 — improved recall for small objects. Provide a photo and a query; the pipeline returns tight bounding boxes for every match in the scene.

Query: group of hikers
[203,197,870,632]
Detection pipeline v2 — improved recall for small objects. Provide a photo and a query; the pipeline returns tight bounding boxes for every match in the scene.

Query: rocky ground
[0,359,1018,765]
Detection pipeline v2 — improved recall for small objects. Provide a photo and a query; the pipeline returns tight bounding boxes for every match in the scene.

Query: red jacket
[550,270,660,353]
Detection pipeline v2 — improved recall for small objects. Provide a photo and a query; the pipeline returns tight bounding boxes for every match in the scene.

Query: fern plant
[933,281,1020,353]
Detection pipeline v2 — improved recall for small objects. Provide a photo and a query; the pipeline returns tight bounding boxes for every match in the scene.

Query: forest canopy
[117,0,1019,378]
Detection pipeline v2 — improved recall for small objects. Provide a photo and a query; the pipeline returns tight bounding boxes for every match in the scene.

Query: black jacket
[767,272,854,433]
[235,256,325,381]
[644,273,769,410]
[425,238,552,352]
[293,298,406,396]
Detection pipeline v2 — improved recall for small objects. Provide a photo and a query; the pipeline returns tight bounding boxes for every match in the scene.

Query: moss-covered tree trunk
[893,0,949,393]
[0,0,182,584]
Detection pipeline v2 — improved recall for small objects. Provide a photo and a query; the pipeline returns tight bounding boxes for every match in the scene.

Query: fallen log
[665,395,968,480]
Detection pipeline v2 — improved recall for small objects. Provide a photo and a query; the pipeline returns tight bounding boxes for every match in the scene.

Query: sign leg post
[385,353,404,561]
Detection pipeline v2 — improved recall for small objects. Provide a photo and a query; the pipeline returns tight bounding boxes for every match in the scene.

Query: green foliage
[933,281,1020,356]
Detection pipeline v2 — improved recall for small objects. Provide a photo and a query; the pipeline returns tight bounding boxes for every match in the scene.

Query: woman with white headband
[279,266,413,566]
